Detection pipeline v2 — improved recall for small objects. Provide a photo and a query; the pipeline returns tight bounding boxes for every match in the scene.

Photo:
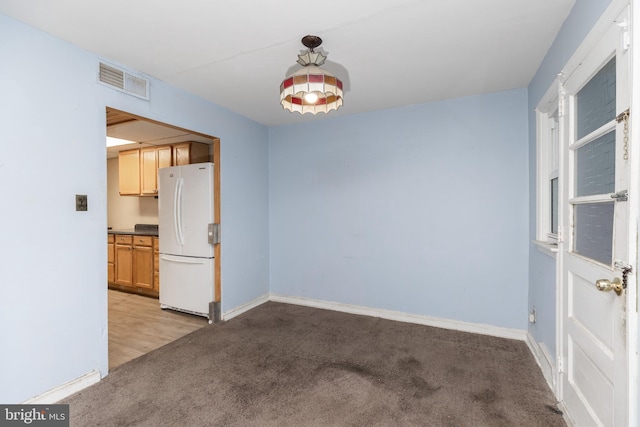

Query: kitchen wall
[269,88,529,330]
[0,12,270,403]
[106,157,159,230]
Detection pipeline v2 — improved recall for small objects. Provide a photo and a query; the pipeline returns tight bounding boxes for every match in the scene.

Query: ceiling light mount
[301,35,322,52]
[280,35,343,115]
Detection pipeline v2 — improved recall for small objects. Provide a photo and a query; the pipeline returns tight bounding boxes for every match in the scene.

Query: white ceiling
[0,0,575,127]
[106,120,214,159]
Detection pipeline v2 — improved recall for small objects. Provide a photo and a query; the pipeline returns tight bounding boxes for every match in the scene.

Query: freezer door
[180,163,215,258]
[159,255,214,317]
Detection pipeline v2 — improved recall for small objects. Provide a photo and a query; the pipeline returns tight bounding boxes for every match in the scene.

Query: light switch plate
[76,194,88,211]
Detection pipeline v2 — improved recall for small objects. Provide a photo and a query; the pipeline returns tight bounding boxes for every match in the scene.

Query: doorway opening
[105,107,221,370]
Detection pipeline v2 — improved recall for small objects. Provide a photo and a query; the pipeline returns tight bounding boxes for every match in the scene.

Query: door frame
[106,107,222,306]
[105,107,222,365]
[552,0,639,424]
[628,1,640,425]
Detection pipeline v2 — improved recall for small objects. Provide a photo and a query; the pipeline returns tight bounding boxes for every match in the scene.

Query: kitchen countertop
[108,229,159,236]
[108,224,159,237]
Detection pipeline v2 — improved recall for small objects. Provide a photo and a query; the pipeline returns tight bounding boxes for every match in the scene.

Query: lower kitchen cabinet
[107,234,115,283]
[109,233,159,297]
[153,237,160,291]
[133,236,154,289]
[114,234,133,287]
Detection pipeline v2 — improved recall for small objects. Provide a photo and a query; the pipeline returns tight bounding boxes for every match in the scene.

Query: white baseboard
[556,399,576,427]
[23,370,101,404]
[526,333,557,394]
[222,294,269,321]
[269,294,527,341]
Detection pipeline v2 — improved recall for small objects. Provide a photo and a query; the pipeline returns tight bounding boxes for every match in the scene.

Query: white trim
[627,2,640,426]
[269,294,527,341]
[557,400,577,427]
[559,0,630,85]
[569,120,616,151]
[533,239,559,257]
[568,194,617,204]
[536,77,562,115]
[22,370,101,404]
[526,333,557,393]
[535,86,561,245]
[221,294,269,321]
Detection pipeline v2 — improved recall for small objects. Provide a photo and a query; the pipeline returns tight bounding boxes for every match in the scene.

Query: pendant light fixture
[280,35,344,115]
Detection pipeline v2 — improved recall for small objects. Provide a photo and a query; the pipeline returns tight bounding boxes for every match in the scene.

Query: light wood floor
[108,289,208,370]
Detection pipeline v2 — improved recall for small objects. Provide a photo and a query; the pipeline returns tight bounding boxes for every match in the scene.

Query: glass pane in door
[574,202,614,265]
[575,130,615,197]
[572,57,617,265]
[576,57,616,139]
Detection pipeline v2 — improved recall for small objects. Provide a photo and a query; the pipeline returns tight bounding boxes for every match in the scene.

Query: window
[535,84,560,256]
[550,176,558,235]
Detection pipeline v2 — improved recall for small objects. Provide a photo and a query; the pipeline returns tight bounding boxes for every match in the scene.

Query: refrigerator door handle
[160,255,206,264]
[175,177,185,246]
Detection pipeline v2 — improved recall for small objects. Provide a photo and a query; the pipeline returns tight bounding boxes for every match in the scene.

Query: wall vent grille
[98,62,149,100]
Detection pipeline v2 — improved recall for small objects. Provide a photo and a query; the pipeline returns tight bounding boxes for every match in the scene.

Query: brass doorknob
[595,277,623,295]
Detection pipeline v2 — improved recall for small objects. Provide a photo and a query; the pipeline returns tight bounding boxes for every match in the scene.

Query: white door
[559,6,631,426]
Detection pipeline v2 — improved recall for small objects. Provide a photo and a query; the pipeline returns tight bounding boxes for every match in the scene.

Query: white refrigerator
[158,162,216,321]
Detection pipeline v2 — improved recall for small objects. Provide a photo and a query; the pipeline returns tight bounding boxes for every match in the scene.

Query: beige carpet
[65,302,565,426]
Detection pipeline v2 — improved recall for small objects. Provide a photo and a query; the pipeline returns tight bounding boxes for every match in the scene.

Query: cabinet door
[173,142,210,165]
[107,236,115,284]
[133,245,154,289]
[157,146,172,170]
[115,244,133,286]
[140,147,158,195]
[173,143,190,166]
[153,237,160,291]
[189,142,210,163]
[118,149,140,195]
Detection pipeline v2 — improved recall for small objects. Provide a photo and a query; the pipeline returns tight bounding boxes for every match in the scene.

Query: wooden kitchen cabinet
[140,147,158,196]
[118,142,209,196]
[114,234,133,286]
[153,237,160,291]
[107,234,115,283]
[157,145,172,169]
[118,149,140,195]
[109,233,159,298]
[133,236,154,289]
[173,142,209,166]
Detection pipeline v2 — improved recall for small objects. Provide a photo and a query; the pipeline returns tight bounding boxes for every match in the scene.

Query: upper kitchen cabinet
[140,147,159,196]
[173,142,209,166]
[157,145,172,169]
[118,142,210,196]
[118,149,141,195]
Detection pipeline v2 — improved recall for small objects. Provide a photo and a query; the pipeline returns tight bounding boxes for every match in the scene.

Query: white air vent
[98,62,149,100]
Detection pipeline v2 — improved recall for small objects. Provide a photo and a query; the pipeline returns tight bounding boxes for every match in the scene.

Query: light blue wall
[269,89,529,329]
[1,0,620,405]
[0,13,269,403]
[527,0,612,357]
